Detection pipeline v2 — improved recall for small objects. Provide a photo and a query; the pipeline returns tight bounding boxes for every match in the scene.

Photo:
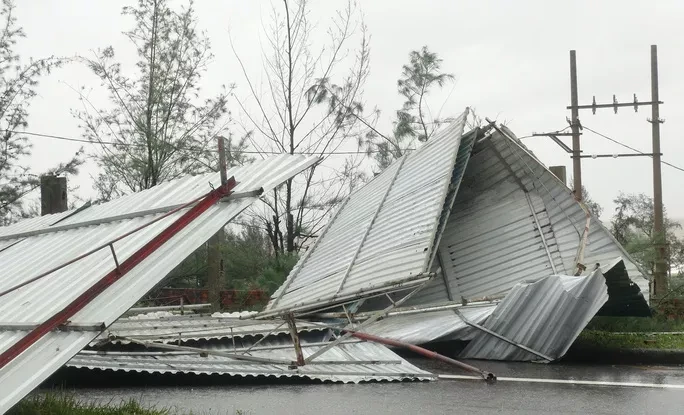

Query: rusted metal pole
[570,50,582,201]
[651,45,667,298]
[286,312,305,366]
[347,330,496,382]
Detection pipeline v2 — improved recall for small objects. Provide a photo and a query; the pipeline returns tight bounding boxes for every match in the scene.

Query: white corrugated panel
[419,130,649,305]
[0,154,319,414]
[68,336,434,383]
[96,314,326,345]
[266,110,470,314]
[360,304,496,345]
[459,269,609,361]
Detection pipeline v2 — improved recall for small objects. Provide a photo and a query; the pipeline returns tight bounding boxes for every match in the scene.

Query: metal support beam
[303,279,432,364]
[285,313,305,367]
[454,310,553,362]
[524,193,558,274]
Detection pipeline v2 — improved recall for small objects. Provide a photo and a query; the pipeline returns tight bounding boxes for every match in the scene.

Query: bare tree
[73,0,232,200]
[233,0,371,254]
[0,0,81,224]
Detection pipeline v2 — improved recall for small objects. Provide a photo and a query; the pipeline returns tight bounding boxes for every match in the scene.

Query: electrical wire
[583,125,684,173]
[0,129,394,156]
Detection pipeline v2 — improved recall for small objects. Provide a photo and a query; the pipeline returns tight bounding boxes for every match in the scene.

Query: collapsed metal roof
[68,332,434,383]
[0,154,319,414]
[264,110,474,315]
[260,110,650,363]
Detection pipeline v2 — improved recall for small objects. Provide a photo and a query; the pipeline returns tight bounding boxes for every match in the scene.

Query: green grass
[585,316,684,333]
[578,330,684,350]
[10,394,249,415]
[9,394,170,415]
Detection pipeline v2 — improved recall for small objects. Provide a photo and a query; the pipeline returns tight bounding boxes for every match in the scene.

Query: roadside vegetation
[9,394,169,415]
[10,394,248,415]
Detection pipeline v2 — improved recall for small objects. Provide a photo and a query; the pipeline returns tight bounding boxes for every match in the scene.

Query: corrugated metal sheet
[95,313,326,345]
[265,110,470,314]
[0,154,319,414]
[459,268,609,361]
[360,303,496,345]
[68,335,434,383]
[413,129,649,306]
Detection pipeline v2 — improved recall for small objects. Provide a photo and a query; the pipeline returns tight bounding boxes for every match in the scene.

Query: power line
[583,125,684,173]
[0,129,394,156]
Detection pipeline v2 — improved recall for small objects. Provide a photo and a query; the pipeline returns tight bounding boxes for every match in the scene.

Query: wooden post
[207,137,229,312]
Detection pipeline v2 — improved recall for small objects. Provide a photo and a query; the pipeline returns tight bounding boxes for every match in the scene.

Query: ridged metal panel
[360,304,496,345]
[459,269,609,361]
[266,111,469,313]
[96,314,326,345]
[422,132,648,305]
[488,135,650,298]
[0,154,319,414]
[68,336,434,383]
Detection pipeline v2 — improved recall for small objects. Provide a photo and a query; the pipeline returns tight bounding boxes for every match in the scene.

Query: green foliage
[586,316,684,333]
[577,330,684,350]
[365,46,454,170]
[10,394,169,415]
[165,221,299,297]
[610,192,684,276]
[74,0,232,200]
[0,0,81,224]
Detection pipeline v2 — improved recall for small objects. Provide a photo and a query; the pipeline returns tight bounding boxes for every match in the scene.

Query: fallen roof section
[0,154,319,414]
[264,110,474,315]
[459,267,610,362]
[68,333,434,384]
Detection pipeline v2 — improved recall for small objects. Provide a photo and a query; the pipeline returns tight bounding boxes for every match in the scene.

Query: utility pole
[536,46,666,301]
[207,137,228,312]
[569,50,582,200]
[650,45,667,297]
[40,174,67,215]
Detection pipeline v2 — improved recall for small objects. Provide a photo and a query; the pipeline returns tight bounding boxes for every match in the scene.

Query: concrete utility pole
[650,45,667,297]
[553,46,667,301]
[207,137,228,312]
[569,50,582,200]
[40,175,67,215]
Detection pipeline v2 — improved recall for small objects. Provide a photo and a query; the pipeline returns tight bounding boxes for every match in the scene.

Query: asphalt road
[69,360,684,415]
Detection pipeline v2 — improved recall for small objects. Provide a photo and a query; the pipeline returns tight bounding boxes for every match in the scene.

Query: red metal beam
[0,178,237,369]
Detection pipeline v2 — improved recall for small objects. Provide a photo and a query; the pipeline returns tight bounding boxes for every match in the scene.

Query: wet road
[68,360,684,414]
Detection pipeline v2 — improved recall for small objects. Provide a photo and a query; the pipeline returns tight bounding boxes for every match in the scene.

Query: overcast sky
[12,0,684,219]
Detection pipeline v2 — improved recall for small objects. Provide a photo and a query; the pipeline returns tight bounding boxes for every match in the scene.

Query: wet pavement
[66,359,684,414]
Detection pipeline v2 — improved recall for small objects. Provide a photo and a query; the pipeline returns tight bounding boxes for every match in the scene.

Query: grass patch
[585,316,684,333]
[578,330,684,350]
[8,394,170,415]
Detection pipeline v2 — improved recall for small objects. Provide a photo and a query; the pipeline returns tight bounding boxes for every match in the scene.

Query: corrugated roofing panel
[96,314,326,345]
[266,110,470,314]
[0,154,319,414]
[459,269,609,361]
[360,303,496,345]
[68,336,434,383]
[417,130,648,307]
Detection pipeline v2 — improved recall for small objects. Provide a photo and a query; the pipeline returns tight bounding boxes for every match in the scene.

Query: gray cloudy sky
[13,0,684,219]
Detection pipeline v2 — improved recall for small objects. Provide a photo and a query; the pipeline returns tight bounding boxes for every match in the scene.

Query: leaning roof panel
[0,154,319,414]
[265,110,470,314]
